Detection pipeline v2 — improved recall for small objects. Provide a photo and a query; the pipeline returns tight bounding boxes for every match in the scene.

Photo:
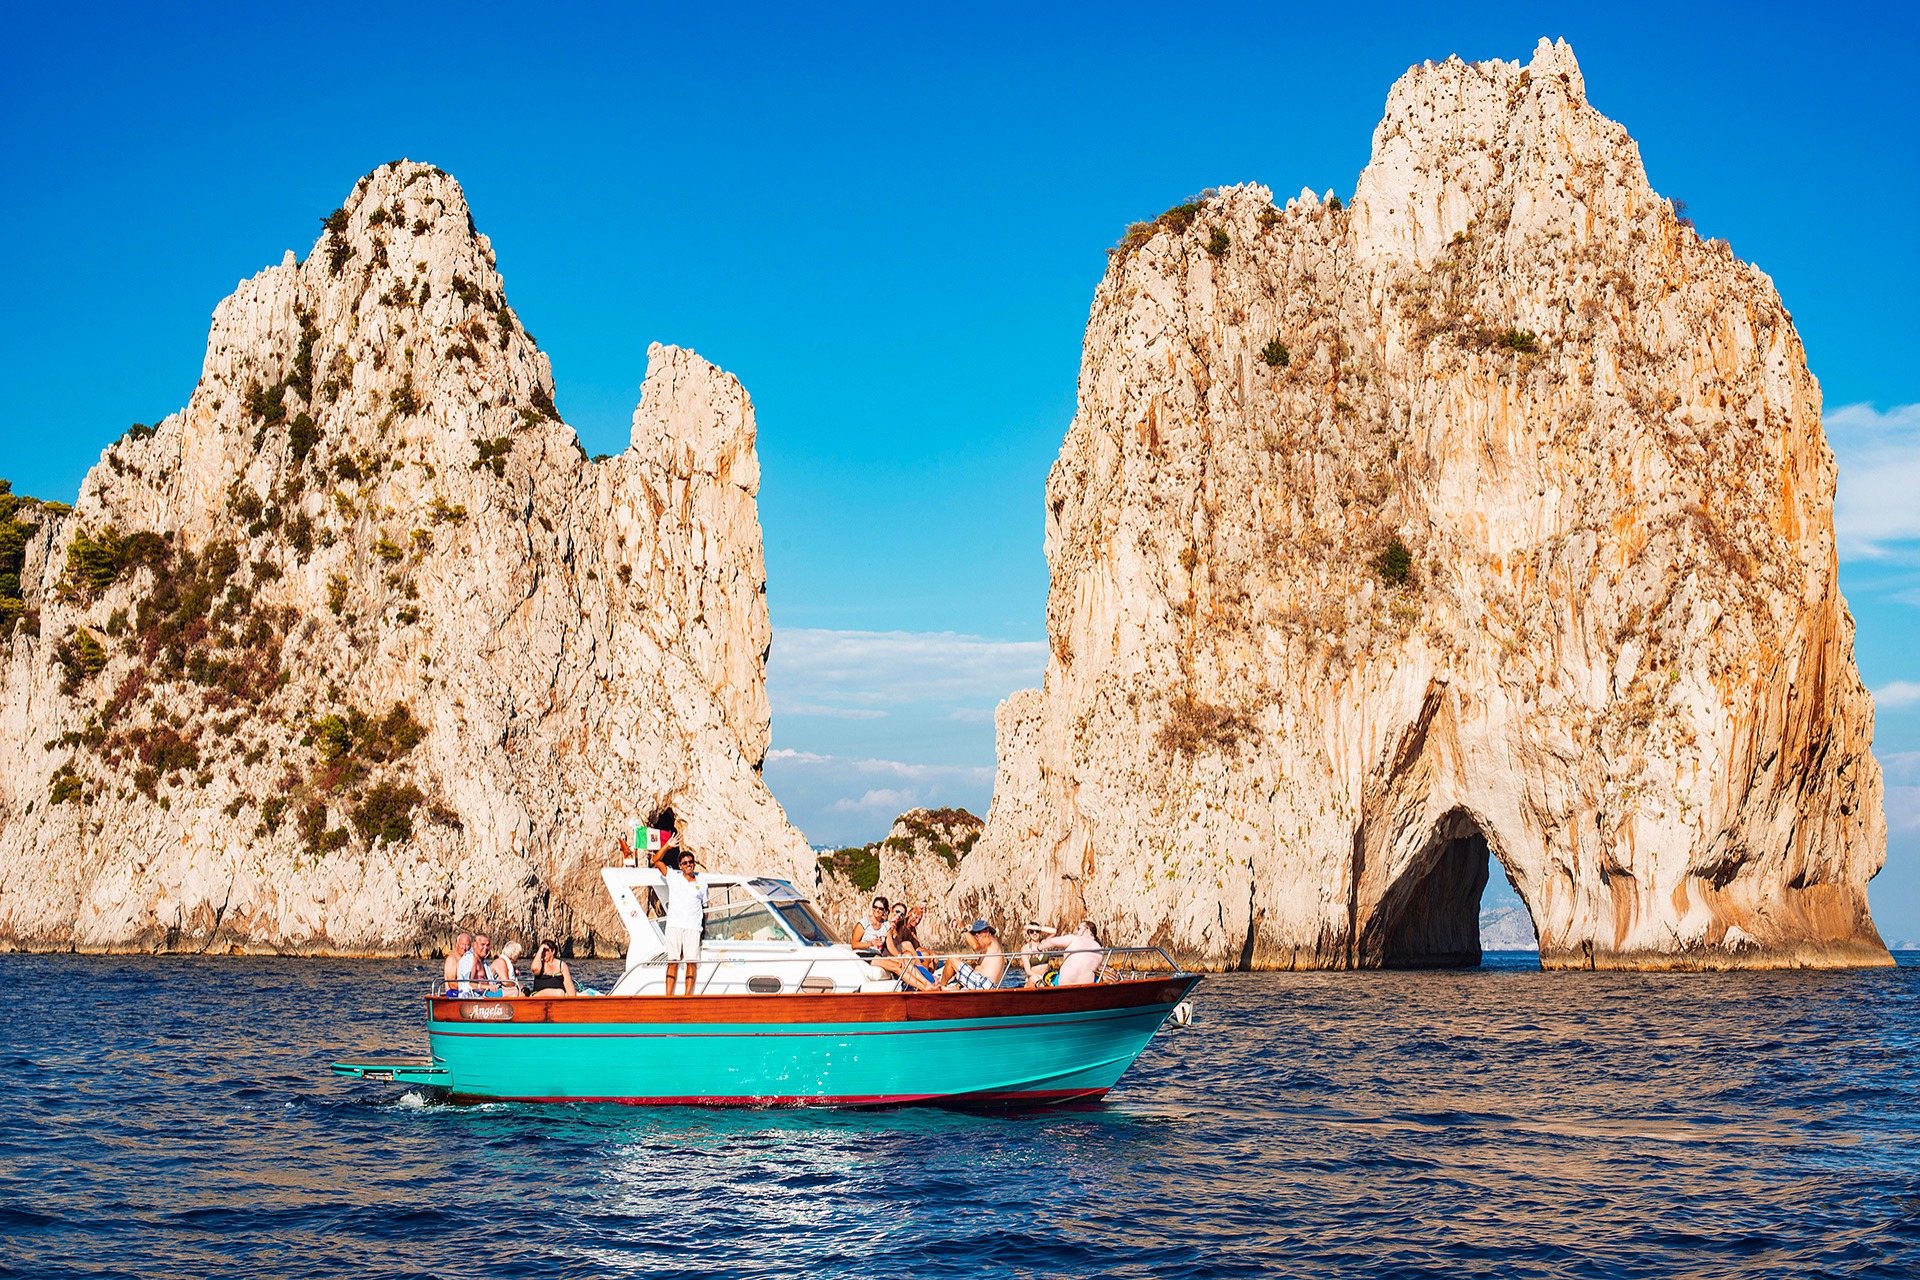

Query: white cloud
[1877,681,1920,711]
[1881,753,1920,835]
[1890,789,1920,834]
[764,747,991,784]
[768,628,1046,712]
[775,703,889,720]
[761,629,1030,847]
[1827,403,1920,561]
[829,789,919,814]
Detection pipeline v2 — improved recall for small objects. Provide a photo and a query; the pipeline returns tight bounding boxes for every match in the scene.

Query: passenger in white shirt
[654,849,708,995]
[458,934,494,993]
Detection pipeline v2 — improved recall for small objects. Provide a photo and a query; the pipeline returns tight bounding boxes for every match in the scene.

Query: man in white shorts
[653,850,708,995]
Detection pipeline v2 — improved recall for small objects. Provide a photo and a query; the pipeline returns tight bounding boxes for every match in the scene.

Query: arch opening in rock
[1364,808,1535,968]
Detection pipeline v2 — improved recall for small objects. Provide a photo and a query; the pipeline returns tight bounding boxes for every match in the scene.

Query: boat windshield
[770,900,836,945]
[697,881,838,946]
[748,878,808,903]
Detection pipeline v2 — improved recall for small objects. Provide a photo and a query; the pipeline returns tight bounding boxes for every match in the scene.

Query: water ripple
[4,953,1920,1278]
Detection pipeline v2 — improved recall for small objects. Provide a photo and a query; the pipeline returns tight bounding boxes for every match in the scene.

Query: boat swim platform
[331,1060,449,1085]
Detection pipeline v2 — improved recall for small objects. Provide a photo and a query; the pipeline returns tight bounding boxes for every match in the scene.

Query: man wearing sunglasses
[622,831,710,995]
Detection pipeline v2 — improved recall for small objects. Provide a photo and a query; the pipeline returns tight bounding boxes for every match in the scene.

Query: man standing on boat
[620,827,707,995]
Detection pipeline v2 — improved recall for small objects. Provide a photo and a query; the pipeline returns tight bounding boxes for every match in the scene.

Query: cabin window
[704,897,794,944]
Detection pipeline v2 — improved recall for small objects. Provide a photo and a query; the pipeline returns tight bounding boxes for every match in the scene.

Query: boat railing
[431,946,1187,999]
[608,944,1186,995]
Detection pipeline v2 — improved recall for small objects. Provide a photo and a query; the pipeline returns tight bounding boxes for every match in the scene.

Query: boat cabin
[601,867,889,996]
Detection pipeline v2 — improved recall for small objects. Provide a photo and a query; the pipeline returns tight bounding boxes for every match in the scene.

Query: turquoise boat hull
[334,975,1200,1107]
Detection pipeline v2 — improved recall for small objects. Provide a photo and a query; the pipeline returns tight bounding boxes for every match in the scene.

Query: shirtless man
[459,935,493,993]
[1031,920,1103,987]
[936,920,1007,991]
[443,933,471,992]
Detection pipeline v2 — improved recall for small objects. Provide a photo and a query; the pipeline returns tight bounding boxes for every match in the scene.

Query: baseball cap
[966,919,994,934]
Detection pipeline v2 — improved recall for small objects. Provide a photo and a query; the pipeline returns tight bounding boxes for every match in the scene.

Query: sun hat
[966,919,995,934]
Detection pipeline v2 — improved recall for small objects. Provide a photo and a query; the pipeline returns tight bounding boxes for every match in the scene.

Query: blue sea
[5,952,1919,1279]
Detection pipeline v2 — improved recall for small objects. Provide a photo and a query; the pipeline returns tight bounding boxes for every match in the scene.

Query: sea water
[4,953,1918,1278]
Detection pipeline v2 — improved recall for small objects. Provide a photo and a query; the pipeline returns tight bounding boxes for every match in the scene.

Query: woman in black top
[526,940,576,996]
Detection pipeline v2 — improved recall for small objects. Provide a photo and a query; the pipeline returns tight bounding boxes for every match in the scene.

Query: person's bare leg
[682,963,697,995]
[665,962,679,994]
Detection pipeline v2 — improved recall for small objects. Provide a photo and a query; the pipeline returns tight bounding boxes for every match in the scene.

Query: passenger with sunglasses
[653,849,708,995]
[871,904,933,984]
[850,896,893,952]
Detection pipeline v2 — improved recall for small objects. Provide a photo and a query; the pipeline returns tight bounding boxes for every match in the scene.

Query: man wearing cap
[937,920,1007,991]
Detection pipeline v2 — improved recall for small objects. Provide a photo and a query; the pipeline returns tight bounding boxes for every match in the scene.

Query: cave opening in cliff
[1366,808,1526,968]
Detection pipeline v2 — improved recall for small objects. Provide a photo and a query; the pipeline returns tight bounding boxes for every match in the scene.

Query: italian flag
[635,825,678,852]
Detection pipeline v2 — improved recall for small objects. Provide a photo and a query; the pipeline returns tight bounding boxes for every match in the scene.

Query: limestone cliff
[952,41,1888,970]
[0,161,811,954]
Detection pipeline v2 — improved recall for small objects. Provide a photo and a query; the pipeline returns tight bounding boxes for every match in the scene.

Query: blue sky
[3,3,1917,933]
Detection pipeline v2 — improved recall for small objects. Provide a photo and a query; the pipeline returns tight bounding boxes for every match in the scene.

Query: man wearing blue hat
[937,919,1007,991]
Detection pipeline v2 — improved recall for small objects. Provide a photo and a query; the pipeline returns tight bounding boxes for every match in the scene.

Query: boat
[332,863,1201,1107]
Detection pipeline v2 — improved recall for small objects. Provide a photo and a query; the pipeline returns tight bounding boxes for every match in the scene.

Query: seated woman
[872,905,939,987]
[490,940,526,996]
[1017,921,1054,987]
[848,896,892,952]
[524,940,577,996]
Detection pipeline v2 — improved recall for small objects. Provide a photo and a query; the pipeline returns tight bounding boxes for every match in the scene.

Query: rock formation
[0,161,811,954]
[814,807,981,939]
[951,40,1889,970]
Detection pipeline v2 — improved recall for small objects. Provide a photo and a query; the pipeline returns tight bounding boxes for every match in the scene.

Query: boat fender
[1169,1001,1194,1028]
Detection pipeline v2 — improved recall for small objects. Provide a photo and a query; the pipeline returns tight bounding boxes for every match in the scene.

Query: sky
[3,2,1917,932]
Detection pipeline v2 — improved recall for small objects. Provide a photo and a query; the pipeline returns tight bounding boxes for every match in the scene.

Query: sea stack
[950,40,1889,970]
[0,161,811,954]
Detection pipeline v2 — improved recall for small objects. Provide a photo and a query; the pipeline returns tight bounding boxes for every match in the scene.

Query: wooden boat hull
[335,975,1200,1107]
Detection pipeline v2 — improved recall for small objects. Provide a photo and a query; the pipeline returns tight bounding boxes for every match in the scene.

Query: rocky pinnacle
[948,41,1888,970]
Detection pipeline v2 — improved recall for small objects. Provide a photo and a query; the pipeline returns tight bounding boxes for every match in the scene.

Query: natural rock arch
[1360,808,1497,968]
[950,40,1889,971]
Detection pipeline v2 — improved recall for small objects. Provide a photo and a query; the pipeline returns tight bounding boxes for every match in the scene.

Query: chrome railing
[434,946,1187,998]
[605,944,1185,996]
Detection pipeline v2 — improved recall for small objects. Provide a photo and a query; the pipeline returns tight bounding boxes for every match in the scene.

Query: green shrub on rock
[818,845,880,893]
[54,628,108,693]
[471,437,511,477]
[352,781,426,845]
[1372,537,1413,587]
